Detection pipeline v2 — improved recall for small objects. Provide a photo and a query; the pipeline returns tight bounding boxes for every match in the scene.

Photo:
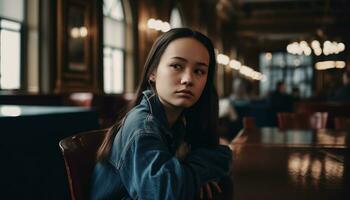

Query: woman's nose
[180,71,193,86]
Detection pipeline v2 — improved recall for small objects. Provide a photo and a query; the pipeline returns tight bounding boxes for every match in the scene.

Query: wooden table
[226,127,350,200]
[0,105,100,199]
[232,127,349,148]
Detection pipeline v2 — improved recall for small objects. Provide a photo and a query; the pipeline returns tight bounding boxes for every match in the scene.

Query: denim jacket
[91,90,232,200]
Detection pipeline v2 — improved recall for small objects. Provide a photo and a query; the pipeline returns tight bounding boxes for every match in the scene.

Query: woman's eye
[195,69,206,75]
[170,64,182,69]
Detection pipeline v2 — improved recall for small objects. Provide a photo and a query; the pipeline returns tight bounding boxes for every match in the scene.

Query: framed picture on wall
[56,0,99,92]
[67,3,88,72]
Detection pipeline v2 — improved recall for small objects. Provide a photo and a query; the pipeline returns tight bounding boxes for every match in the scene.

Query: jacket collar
[141,90,187,151]
[141,90,170,128]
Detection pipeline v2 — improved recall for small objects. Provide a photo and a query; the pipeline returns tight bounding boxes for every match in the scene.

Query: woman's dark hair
[344,70,350,79]
[97,28,219,162]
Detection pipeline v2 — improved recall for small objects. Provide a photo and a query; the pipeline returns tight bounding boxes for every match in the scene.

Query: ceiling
[219,0,350,43]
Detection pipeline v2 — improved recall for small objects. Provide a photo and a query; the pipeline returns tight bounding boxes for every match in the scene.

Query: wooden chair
[334,117,350,130]
[243,116,256,129]
[91,94,130,128]
[277,112,328,129]
[59,129,108,200]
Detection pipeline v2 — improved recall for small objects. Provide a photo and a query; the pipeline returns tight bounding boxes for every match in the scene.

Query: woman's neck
[158,97,183,127]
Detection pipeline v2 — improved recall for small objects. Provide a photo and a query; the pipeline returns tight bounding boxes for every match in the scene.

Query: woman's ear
[149,73,156,82]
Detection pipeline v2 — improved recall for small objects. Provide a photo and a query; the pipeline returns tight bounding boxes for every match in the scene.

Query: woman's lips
[176,90,194,98]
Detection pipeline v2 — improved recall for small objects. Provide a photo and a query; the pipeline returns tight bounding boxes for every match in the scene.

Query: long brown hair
[97,28,219,162]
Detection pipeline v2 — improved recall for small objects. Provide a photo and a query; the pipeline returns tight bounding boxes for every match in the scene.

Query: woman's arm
[118,132,231,200]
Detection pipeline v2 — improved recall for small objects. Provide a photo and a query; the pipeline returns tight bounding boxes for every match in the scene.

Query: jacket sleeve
[118,132,232,200]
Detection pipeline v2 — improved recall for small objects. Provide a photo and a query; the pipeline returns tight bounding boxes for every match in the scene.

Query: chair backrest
[91,94,131,128]
[277,112,328,129]
[334,117,350,130]
[243,116,256,129]
[59,129,108,200]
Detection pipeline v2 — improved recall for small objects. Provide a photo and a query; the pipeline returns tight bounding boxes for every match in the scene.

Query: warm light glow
[206,50,264,81]
[287,40,345,56]
[70,27,88,38]
[239,65,253,77]
[314,48,322,56]
[288,152,344,187]
[304,47,312,56]
[147,18,172,32]
[217,54,230,65]
[338,42,345,52]
[252,71,263,80]
[335,61,346,68]
[80,27,88,37]
[300,41,308,49]
[229,59,241,70]
[70,93,93,102]
[265,52,272,60]
[315,61,346,70]
[147,18,156,28]
[311,40,320,49]
[154,20,162,31]
[160,22,171,32]
[315,61,335,70]
[215,52,264,81]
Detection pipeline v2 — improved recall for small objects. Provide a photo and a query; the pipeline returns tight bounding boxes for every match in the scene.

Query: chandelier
[286,35,346,70]
[287,40,346,70]
[286,40,345,56]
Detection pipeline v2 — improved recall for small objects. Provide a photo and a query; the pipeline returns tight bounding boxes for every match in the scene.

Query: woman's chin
[172,99,196,108]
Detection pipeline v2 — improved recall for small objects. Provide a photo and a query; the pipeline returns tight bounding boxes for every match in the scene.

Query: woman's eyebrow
[171,56,208,67]
[171,56,187,62]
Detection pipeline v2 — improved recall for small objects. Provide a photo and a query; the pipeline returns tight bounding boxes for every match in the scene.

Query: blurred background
[1,0,350,199]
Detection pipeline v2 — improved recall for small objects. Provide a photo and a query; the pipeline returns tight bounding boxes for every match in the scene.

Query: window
[259,52,313,98]
[0,19,21,89]
[0,0,24,90]
[103,0,125,94]
[170,6,183,28]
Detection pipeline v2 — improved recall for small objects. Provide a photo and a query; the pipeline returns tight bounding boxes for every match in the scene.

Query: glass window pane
[104,17,124,48]
[259,52,313,98]
[0,29,21,89]
[103,0,114,16]
[103,0,125,94]
[170,7,183,28]
[103,0,124,20]
[0,19,21,31]
[0,0,24,22]
[110,0,124,20]
[111,49,124,93]
[103,50,112,93]
[104,48,124,94]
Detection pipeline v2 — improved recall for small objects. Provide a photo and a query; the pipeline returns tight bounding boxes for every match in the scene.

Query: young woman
[91,28,232,200]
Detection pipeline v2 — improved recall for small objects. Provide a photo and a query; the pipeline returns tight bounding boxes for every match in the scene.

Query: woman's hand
[199,181,222,199]
[175,142,191,161]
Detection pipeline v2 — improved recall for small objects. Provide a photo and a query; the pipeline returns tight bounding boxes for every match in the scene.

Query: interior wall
[27,0,39,92]
[123,0,137,93]
[39,0,56,93]
[135,0,231,95]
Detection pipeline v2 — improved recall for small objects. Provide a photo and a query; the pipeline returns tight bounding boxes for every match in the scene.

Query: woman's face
[150,37,209,109]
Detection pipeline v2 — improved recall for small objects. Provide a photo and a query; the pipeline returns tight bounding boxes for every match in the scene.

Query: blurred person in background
[332,70,350,102]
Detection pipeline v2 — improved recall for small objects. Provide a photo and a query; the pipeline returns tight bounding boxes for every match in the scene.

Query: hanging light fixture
[286,29,346,70]
[286,40,345,57]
